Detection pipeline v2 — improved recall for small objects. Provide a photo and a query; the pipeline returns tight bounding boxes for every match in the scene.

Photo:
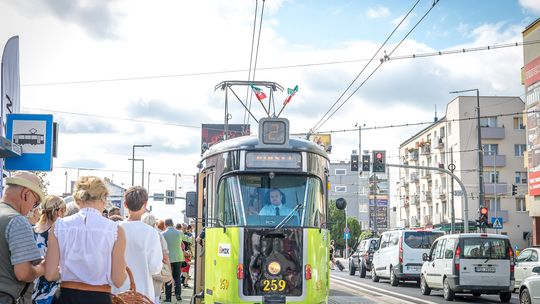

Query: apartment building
[398,96,531,249]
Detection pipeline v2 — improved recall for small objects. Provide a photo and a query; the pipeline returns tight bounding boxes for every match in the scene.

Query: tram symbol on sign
[13,128,44,146]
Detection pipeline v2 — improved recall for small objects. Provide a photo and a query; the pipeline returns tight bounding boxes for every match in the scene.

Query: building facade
[398,96,531,249]
[523,18,540,246]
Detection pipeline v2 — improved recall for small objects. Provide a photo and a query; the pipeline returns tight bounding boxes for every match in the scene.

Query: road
[330,260,520,304]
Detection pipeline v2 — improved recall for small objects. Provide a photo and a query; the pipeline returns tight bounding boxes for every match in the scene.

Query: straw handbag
[112,267,154,304]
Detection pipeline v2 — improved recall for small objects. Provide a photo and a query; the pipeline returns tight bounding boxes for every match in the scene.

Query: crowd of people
[0,171,195,304]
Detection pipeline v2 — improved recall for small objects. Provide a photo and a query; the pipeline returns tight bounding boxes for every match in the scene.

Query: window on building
[480,116,497,128]
[515,171,528,184]
[448,122,451,136]
[335,169,347,175]
[165,190,175,205]
[335,186,347,193]
[487,198,501,211]
[484,171,500,183]
[435,203,439,214]
[516,198,526,212]
[440,126,445,138]
[515,144,526,156]
[513,117,525,129]
[483,144,498,155]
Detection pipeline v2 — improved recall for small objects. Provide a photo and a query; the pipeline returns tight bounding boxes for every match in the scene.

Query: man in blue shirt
[258,188,293,216]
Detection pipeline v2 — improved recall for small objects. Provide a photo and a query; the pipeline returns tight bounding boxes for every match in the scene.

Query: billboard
[368,174,389,229]
[292,133,332,153]
[201,124,250,154]
[526,56,540,194]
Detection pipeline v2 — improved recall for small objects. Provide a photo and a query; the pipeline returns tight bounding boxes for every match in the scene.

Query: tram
[186,117,333,304]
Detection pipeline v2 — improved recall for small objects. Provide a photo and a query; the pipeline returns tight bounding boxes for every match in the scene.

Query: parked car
[515,247,540,290]
[420,233,514,302]
[519,268,540,304]
[349,238,379,278]
[371,229,444,286]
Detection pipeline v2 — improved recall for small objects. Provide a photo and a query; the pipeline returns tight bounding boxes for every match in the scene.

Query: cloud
[126,99,210,126]
[520,0,540,14]
[392,13,415,29]
[366,6,390,19]
[62,158,106,169]
[57,116,116,134]
[7,0,121,39]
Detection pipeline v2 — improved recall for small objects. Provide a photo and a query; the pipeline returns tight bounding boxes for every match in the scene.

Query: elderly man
[0,171,46,303]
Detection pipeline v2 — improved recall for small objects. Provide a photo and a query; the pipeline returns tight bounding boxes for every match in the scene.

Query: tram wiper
[274,203,303,230]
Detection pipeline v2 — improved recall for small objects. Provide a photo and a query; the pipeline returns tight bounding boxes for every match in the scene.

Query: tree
[328,200,361,251]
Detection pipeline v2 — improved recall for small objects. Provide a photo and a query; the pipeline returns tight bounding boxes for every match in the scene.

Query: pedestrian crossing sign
[491,217,503,229]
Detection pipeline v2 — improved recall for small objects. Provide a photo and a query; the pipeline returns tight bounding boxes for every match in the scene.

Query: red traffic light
[376,152,382,159]
[480,207,488,215]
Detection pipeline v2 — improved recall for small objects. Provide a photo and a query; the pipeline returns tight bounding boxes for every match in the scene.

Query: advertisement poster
[292,133,332,153]
[201,124,250,154]
[526,57,540,191]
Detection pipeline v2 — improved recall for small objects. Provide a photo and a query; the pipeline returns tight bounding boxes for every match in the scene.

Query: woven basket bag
[112,267,154,304]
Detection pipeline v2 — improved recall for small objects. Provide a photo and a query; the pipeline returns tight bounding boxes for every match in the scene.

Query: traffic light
[479,207,492,229]
[372,150,386,173]
[361,154,371,172]
[351,154,359,171]
[512,184,517,196]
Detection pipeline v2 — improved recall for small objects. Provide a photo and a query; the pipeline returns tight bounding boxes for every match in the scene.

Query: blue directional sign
[344,232,350,240]
[491,217,503,229]
[4,114,53,171]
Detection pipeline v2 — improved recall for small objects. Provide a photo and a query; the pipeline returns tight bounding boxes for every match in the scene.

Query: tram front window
[214,174,325,228]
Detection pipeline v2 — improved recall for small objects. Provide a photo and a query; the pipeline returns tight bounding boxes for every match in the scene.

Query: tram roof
[203,135,329,160]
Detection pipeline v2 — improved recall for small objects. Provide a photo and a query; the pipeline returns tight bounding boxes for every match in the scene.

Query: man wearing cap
[0,171,46,303]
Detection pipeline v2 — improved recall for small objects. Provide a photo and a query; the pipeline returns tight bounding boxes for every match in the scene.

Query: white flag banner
[1,36,21,136]
[1,36,21,189]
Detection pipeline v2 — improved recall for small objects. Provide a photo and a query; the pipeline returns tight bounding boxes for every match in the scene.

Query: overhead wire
[312,0,441,133]
[243,0,259,126]
[310,0,422,133]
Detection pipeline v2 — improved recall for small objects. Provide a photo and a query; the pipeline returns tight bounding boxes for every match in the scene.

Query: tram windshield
[213,174,325,228]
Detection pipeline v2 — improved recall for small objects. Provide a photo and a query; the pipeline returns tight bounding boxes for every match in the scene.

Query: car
[515,247,540,290]
[519,268,540,304]
[420,233,514,302]
[371,229,444,286]
[349,238,379,278]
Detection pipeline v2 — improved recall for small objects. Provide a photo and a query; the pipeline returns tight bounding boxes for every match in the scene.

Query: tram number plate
[475,266,495,273]
[262,279,286,292]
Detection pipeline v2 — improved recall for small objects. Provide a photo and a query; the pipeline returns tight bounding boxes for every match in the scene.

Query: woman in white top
[45,176,127,304]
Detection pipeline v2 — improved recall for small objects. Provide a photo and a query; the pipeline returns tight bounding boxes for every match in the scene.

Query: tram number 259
[262,279,286,292]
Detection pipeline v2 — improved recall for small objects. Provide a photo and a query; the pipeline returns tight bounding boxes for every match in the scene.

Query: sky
[0,0,539,221]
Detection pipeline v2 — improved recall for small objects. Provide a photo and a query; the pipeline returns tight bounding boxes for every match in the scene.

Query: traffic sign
[4,114,53,171]
[491,217,503,229]
[344,232,350,240]
[344,227,350,233]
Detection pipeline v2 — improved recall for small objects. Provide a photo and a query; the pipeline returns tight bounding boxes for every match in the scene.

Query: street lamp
[449,88,483,229]
[128,158,145,187]
[132,144,152,186]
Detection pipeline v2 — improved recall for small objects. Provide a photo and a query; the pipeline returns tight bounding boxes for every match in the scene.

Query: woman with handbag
[142,213,172,304]
[44,176,127,304]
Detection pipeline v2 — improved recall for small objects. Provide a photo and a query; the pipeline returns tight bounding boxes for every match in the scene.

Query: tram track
[331,275,438,304]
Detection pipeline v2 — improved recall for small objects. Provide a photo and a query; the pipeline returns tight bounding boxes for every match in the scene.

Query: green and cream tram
[186,118,332,304]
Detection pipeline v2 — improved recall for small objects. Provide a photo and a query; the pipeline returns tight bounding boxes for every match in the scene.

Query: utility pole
[450,147,455,234]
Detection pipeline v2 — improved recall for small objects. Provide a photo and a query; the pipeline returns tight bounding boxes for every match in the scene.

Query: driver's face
[269,191,282,206]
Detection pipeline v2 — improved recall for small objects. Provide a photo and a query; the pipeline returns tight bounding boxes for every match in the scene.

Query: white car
[371,229,444,286]
[420,233,514,302]
[515,247,540,290]
[519,268,540,304]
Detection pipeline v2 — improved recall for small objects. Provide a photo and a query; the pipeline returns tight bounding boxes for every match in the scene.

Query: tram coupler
[263,294,286,304]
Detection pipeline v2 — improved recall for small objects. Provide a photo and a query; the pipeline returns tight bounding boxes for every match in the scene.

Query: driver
[258,188,293,216]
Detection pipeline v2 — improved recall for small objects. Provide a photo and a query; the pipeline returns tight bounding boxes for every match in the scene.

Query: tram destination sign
[245,152,301,169]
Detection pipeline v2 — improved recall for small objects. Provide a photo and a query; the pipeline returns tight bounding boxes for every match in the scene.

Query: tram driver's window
[216,177,238,225]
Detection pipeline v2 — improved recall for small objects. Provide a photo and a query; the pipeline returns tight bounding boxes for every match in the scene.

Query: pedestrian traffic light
[372,150,386,173]
[351,154,359,171]
[361,154,371,172]
[512,184,517,196]
[479,207,492,228]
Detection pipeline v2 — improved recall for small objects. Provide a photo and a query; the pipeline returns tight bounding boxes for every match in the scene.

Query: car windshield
[404,231,444,249]
[213,174,325,228]
[462,238,509,259]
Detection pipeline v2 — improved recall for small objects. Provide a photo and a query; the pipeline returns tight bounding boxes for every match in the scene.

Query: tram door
[194,171,214,301]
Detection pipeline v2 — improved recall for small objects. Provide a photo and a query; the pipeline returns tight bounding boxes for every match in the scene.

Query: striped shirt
[5,215,42,265]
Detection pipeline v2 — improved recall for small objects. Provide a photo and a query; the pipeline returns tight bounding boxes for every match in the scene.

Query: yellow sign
[308,134,331,153]
[262,279,286,292]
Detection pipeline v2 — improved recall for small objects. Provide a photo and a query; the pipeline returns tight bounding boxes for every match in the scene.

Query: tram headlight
[269,172,275,179]
[267,261,281,275]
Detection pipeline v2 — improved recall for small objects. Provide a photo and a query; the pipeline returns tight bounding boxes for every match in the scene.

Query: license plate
[407,266,421,272]
[475,266,496,273]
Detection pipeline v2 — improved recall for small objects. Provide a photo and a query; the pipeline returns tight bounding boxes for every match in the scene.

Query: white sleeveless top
[54,207,118,286]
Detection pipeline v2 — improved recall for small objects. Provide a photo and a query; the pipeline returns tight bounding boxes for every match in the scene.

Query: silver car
[515,248,540,290]
[519,267,540,304]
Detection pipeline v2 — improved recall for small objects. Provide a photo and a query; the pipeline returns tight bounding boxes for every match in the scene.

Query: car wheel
[389,267,399,286]
[443,278,455,301]
[371,267,379,282]
[348,260,356,276]
[472,293,481,297]
[420,275,431,296]
[499,291,512,303]
[521,288,531,304]
[359,263,367,278]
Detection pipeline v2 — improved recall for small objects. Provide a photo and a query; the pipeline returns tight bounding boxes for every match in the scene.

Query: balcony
[421,170,431,179]
[408,151,419,161]
[420,144,431,155]
[481,126,505,139]
[434,137,445,149]
[420,192,432,202]
[410,196,419,205]
[483,154,506,167]
[410,173,419,183]
[434,187,446,199]
[484,182,508,195]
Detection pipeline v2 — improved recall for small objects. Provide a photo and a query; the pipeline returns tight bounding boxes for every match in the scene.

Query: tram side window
[303,177,325,227]
[215,177,240,226]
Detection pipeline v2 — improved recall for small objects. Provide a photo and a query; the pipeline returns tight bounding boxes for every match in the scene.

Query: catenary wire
[243,0,259,126]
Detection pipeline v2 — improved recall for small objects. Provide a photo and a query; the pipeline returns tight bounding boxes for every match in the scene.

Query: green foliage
[328,200,361,250]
